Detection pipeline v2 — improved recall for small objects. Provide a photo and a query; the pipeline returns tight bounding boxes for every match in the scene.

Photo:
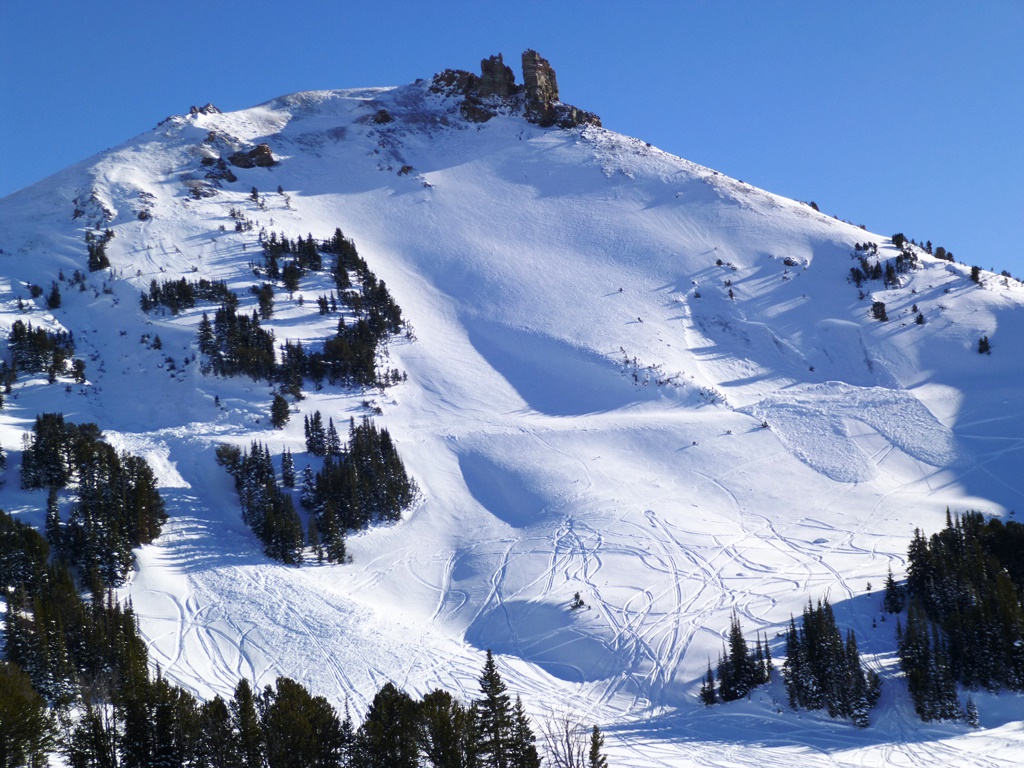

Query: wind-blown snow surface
[3,80,1024,765]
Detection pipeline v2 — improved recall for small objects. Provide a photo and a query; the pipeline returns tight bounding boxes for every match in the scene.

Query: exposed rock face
[189,103,222,116]
[430,51,600,129]
[521,50,600,129]
[228,143,276,169]
[530,102,603,130]
[431,68,479,95]
[521,50,558,104]
[478,54,516,98]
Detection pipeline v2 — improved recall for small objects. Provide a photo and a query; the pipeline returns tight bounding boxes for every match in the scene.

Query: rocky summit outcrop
[430,50,600,129]
[478,54,516,99]
[520,49,600,129]
[521,50,558,105]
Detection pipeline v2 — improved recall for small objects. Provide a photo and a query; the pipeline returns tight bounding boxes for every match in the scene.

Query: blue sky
[2,2,1021,275]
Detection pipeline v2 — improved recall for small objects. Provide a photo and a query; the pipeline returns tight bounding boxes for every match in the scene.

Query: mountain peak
[431,49,601,128]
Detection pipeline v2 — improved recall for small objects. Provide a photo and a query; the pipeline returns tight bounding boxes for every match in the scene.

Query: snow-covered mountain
[3,52,1023,765]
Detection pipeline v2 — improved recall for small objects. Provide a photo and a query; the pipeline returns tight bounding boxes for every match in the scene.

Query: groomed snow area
[2,81,1024,765]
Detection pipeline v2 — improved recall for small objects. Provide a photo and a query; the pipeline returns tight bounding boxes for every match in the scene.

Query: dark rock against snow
[227,143,276,168]
[522,49,559,104]
[189,103,222,115]
[430,50,600,129]
[478,53,517,98]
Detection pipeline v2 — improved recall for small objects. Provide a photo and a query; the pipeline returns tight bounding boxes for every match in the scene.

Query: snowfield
[2,76,1024,766]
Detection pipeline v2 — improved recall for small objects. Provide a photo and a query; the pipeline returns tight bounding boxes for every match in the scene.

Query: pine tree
[45,486,63,556]
[354,681,420,768]
[197,695,243,768]
[783,598,880,724]
[262,676,345,768]
[965,694,980,728]
[326,418,342,457]
[230,679,265,768]
[477,650,513,768]
[271,393,290,429]
[698,662,716,706]
[718,611,754,701]
[588,725,608,768]
[883,566,906,613]
[418,688,476,768]
[281,448,295,488]
[508,696,541,768]
[306,411,326,455]
[46,282,61,310]
[198,311,215,355]
[0,661,54,767]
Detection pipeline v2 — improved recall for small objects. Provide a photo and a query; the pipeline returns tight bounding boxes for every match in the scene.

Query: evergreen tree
[0,661,54,768]
[718,611,755,701]
[477,650,513,768]
[196,695,243,768]
[326,418,342,457]
[698,662,716,706]
[418,688,477,768]
[231,679,266,768]
[281,448,296,488]
[198,311,215,355]
[588,725,608,768]
[965,694,980,728]
[262,676,344,768]
[354,681,420,768]
[507,696,540,768]
[883,566,906,613]
[305,411,326,456]
[271,394,290,429]
[46,281,61,310]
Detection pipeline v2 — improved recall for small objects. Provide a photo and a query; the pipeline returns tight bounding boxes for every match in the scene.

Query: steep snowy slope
[2,66,1024,766]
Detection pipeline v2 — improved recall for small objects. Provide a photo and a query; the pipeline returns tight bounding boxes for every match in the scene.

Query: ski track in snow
[3,80,1024,766]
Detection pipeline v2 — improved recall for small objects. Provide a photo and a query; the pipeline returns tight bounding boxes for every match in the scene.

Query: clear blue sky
[3,2,1021,275]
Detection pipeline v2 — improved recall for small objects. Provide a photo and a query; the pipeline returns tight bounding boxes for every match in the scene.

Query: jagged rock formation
[478,54,516,98]
[430,50,600,129]
[522,50,558,104]
[189,103,222,116]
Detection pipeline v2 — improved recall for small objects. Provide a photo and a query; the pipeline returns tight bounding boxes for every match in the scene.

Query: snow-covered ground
[2,79,1023,765]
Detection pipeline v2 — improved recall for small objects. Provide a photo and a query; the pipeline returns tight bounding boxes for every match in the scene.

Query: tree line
[890,509,1024,721]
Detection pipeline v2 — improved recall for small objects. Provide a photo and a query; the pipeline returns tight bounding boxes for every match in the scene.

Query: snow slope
[2,75,1024,766]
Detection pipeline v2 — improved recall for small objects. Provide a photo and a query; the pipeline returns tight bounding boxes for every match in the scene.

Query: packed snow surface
[3,79,1024,765]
